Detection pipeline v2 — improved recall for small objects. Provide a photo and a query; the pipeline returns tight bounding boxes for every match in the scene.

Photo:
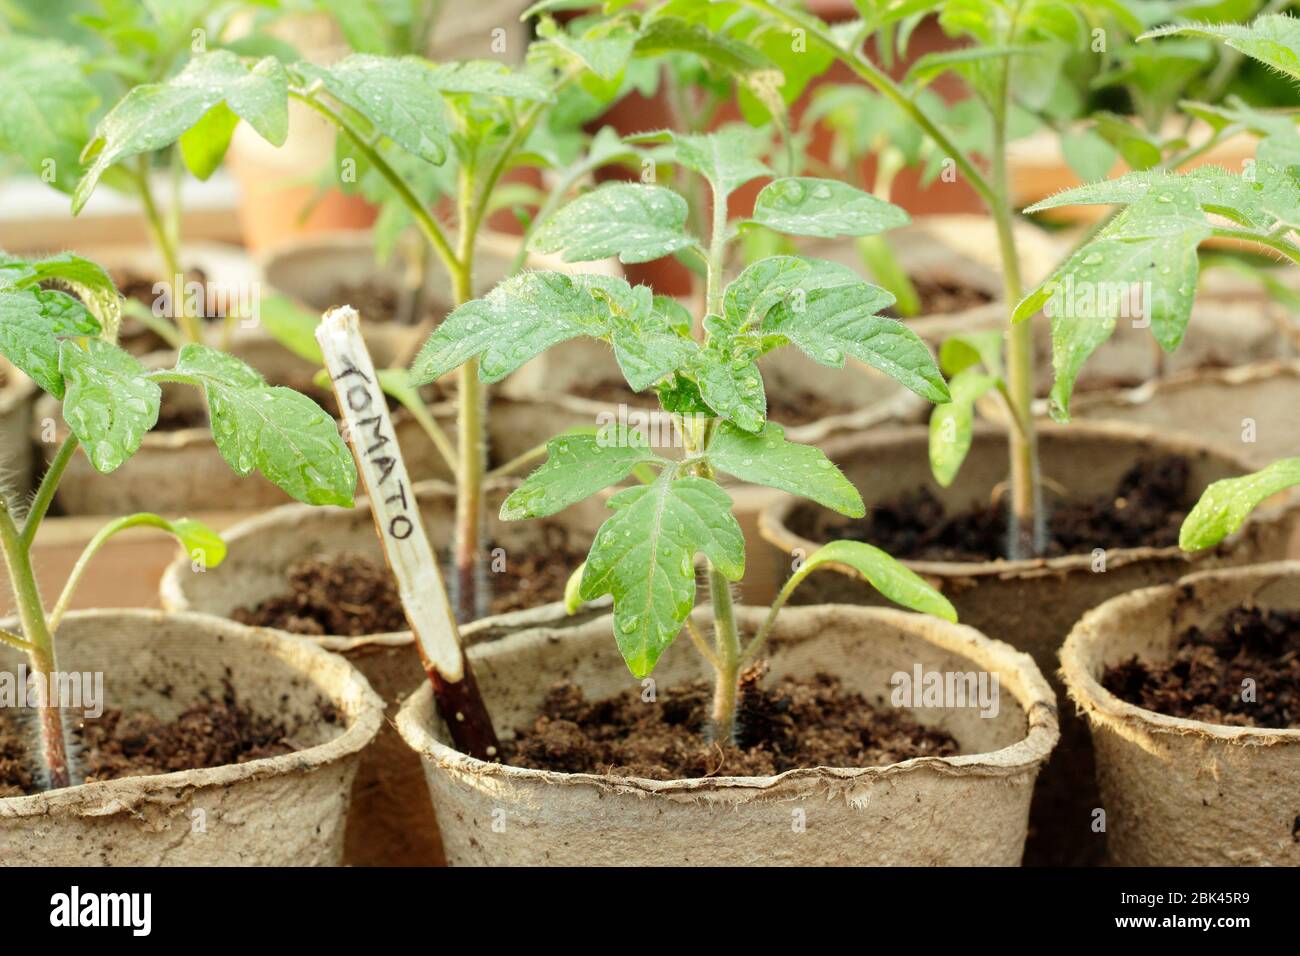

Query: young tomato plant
[738,0,1294,558]
[1036,13,1300,554]
[0,252,355,790]
[409,126,955,740]
[0,4,296,347]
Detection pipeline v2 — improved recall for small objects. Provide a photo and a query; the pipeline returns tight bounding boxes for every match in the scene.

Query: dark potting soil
[329,279,450,326]
[790,456,1193,563]
[501,663,960,779]
[883,276,994,319]
[0,683,328,796]
[1102,606,1300,729]
[232,535,587,635]
[568,379,856,427]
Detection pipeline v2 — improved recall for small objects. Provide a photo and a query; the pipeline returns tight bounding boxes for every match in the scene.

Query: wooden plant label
[316,306,500,760]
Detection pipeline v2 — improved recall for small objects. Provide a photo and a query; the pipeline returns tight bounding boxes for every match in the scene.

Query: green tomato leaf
[663,125,772,198]
[1025,166,1268,229]
[563,560,587,614]
[633,16,772,75]
[536,16,637,81]
[409,271,609,385]
[793,540,956,622]
[0,287,102,398]
[748,177,910,238]
[939,330,1003,378]
[928,368,999,488]
[685,346,766,432]
[166,345,355,507]
[295,55,449,166]
[257,294,323,364]
[58,337,160,473]
[1141,15,1300,81]
[580,473,745,678]
[707,421,864,517]
[178,101,240,181]
[1257,133,1300,230]
[425,60,555,101]
[1018,188,1210,422]
[501,429,663,521]
[0,36,99,193]
[77,52,289,213]
[763,281,950,403]
[529,183,696,264]
[1180,458,1300,551]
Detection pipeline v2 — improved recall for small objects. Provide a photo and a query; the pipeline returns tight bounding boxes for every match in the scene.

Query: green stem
[990,4,1041,559]
[1211,228,1300,264]
[46,513,176,631]
[738,0,996,209]
[0,499,69,789]
[452,165,485,622]
[0,626,31,651]
[21,435,79,548]
[290,89,460,276]
[708,563,741,743]
[135,161,198,345]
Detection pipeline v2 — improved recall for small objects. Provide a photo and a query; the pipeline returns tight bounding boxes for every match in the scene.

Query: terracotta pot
[758,422,1298,865]
[0,361,36,498]
[0,609,382,865]
[1071,360,1300,469]
[159,481,610,866]
[397,603,1058,866]
[1061,561,1300,866]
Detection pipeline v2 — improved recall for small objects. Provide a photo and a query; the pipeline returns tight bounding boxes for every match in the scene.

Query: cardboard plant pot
[1070,360,1300,469]
[758,422,1297,865]
[0,360,36,498]
[1060,562,1300,866]
[159,481,610,867]
[0,610,382,866]
[396,604,1058,866]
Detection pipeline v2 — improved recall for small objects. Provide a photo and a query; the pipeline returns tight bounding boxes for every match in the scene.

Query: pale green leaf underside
[580,474,745,677]
[707,421,863,517]
[797,540,956,622]
[1180,458,1300,551]
[928,368,998,488]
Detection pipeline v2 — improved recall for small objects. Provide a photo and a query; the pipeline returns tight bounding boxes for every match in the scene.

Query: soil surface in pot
[569,379,857,427]
[884,276,994,319]
[111,268,224,355]
[791,456,1192,562]
[501,662,959,779]
[1102,606,1300,728]
[328,279,449,326]
[0,683,330,797]
[231,535,586,635]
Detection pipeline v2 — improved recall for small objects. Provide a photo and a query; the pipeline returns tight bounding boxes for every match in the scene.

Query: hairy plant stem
[21,435,79,547]
[741,0,1044,558]
[135,160,199,345]
[991,3,1041,559]
[0,499,68,789]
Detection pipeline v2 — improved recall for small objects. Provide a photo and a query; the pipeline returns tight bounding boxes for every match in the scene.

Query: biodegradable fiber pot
[159,480,610,866]
[1061,562,1300,866]
[759,422,1297,864]
[0,361,36,498]
[396,604,1059,866]
[0,609,382,866]
[1070,360,1300,469]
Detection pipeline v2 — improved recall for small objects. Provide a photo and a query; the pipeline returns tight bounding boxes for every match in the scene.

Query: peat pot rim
[158,478,608,652]
[1060,560,1300,746]
[0,608,385,819]
[759,420,1274,581]
[396,603,1059,798]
